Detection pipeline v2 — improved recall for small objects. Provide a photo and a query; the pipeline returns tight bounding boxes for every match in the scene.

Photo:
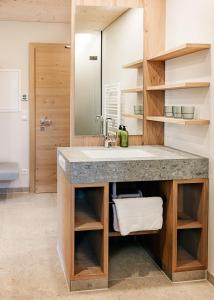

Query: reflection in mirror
[75,6,144,136]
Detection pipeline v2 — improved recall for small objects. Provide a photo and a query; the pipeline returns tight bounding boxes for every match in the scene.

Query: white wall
[102,8,144,135]
[165,0,214,276]
[0,21,70,188]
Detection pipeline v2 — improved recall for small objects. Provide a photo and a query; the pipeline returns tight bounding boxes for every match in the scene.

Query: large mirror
[74,5,144,136]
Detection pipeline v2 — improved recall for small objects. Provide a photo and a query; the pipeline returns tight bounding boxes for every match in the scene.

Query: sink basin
[82,149,155,159]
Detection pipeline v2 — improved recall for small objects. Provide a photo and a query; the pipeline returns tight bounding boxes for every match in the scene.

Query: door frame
[29,43,69,192]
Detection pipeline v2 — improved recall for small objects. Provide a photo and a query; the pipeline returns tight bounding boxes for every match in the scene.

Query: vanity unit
[57,146,208,291]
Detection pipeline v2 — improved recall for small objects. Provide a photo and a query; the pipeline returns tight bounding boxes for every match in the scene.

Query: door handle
[40,117,52,131]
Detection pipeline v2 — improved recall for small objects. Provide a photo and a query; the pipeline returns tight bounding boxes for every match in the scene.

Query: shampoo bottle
[120,126,129,147]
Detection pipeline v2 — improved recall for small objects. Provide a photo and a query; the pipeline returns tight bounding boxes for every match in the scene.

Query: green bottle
[120,126,129,147]
[118,125,123,144]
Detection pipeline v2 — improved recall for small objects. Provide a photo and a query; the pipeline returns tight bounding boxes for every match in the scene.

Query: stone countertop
[57,146,209,184]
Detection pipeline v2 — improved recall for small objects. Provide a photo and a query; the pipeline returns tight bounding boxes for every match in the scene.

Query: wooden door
[32,44,70,193]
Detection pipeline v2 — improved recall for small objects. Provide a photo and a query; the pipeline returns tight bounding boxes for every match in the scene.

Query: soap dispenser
[120,126,129,147]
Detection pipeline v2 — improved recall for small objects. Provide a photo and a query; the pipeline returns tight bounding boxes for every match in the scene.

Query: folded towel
[113,197,163,236]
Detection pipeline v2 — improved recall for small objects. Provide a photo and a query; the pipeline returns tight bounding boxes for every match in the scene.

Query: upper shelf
[122,113,143,120]
[123,59,143,69]
[146,116,210,126]
[148,43,211,61]
[147,82,210,91]
[121,87,144,93]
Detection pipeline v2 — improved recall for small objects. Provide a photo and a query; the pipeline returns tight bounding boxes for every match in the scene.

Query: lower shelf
[176,246,204,272]
[176,229,205,272]
[75,231,104,278]
[177,219,202,230]
[109,230,160,237]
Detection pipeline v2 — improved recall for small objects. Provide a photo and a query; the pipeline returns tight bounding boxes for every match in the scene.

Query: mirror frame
[70,0,165,146]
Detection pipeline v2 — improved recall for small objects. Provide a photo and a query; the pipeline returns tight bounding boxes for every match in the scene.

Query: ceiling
[0,0,71,23]
[0,0,128,28]
[75,6,128,32]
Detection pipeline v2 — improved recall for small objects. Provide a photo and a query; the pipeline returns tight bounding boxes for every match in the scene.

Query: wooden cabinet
[57,168,108,291]
[58,168,208,290]
[159,179,208,280]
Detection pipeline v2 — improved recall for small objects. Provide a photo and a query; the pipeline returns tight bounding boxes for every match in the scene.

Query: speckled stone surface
[57,146,209,184]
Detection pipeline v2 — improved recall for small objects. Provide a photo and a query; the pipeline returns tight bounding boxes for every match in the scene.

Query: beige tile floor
[0,192,214,300]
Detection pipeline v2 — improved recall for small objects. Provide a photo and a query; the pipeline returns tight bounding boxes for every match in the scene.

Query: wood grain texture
[0,0,71,23]
[148,43,211,61]
[174,179,208,272]
[147,82,210,91]
[146,117,210,126]
[123,59,143,69]
[76,6,128,31]
[76,0,143,7]
[57,175,109,285]
[143,0,165,145]
[29,43,70,193]
[122,113,144,120]
[121,87,144,93]
[57,167,74,284]
[158,181,177,274]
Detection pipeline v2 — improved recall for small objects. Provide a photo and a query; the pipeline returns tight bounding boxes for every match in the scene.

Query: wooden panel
[148,43,211,61]
[146,116,210,126]
[0,0,71,23]
[76,0,144,7]
[72,182,109,280]
[76,6,128,31]
[57,167,74,284]
[30,43,70,193]
[122,113,143,120]
[109,230,160,237]
[174,179,208,271]
[123,59,143,69]
[159,181,177,274]
[147,82,210,91]
[177,220,202,230]
[143,0,165,145]
[121,87,144,93]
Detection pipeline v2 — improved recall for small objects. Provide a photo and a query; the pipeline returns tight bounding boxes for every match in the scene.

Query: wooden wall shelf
[122,113,143,120]
[146,116,210,126]
[123,59,143,69]
[147,82,210,91]
[121,87,144,93]
[148,43,211,61]
[109,230,160,237]
[177,220,202,230]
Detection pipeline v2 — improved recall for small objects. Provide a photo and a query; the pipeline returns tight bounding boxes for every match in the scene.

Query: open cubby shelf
[177,182,204,229]
[74,231,104,278]
[148,43,211,61]
[75,187,104,231]
[176,229,205,272]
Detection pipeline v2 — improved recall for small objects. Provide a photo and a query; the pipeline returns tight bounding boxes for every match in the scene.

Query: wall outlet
[21,169,28,175]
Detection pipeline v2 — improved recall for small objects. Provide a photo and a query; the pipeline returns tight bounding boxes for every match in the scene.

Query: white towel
[113,197,163,236]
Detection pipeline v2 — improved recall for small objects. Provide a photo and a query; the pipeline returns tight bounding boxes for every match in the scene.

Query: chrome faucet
[96,115,117,148]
